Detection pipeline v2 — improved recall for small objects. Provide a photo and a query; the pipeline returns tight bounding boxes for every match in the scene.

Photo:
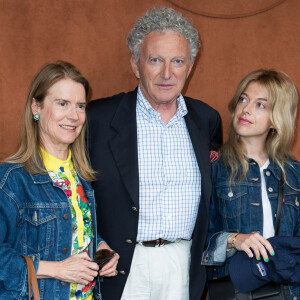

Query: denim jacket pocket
[216,185,247,218]
[282,193,300,232]
[21,207,56,252]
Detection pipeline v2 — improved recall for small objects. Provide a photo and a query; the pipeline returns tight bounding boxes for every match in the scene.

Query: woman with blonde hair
[203,69,300,299]
[0,61,119,300]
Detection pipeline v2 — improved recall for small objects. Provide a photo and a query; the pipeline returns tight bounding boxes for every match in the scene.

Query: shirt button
[266,171,271,176]
[228,191,233,197]
[66,171,71,174]
[126,239,132,244]
[132,206,137,211]
[63,214,69,220]
[72,185,76,189]
[74,201,78,205]
[79,231,83,235]
[119,270,126,275]
[268,187,273,192]
[64,163,68,166]
[62,248,68,254]
[78,216,82,221]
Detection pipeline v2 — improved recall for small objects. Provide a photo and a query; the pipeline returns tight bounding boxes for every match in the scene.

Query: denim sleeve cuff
[96,233,105,248]
[202,232,236,265]
[213,232,233,263]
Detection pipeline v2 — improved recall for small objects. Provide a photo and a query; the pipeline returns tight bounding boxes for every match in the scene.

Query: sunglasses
[94,249,115,270]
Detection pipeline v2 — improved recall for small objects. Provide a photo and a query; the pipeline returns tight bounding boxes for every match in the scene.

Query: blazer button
[119,270,126,275]
[63,214,69,220]
[62,248,68,254]
[132,206,137,211]
[126,239,133,244]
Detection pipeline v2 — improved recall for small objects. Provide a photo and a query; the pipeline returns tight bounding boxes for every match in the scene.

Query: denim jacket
[0,163,103,300]
[202,158,300,299]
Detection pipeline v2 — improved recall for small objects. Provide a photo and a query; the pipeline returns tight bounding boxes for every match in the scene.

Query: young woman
[0,61,119,299]
[203,69,300,299]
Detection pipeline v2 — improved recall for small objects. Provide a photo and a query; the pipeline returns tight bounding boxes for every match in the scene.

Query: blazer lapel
[184,104,211,203]
[109,90,139,208]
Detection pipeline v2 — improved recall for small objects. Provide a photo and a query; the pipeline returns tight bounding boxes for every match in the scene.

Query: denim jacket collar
[246,158,282,181]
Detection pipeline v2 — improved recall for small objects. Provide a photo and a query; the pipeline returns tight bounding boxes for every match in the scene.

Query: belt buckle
[155,239,161,247]
[156,238,165,247]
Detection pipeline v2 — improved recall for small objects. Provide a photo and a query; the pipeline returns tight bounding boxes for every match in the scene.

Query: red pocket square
[210,151,219,163]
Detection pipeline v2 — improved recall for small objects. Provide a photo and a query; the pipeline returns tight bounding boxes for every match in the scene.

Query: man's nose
[161,63,171,80]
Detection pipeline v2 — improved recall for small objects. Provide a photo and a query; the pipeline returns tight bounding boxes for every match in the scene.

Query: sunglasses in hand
[94,249,115,270]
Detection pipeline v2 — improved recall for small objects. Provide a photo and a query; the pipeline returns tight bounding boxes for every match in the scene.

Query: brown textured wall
[1,0,300,159]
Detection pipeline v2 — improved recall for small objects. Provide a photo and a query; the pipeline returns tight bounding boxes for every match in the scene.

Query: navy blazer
[87,89,222,300]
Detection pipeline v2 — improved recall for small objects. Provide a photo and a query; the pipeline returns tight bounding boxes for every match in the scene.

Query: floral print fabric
[41,148,95,299]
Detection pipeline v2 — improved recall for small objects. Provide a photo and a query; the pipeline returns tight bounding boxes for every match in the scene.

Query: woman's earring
[270,128,276,135]
[33,114,40,121]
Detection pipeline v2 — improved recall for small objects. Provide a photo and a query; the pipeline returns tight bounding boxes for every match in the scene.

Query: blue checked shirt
[136,86,201,242]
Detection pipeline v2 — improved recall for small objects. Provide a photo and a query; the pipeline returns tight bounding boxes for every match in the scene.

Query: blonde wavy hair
[221,69,298,182]
[3,61,96,181]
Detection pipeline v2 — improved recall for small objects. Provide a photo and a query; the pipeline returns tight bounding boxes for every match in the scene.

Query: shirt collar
[136,85,188,121]
[40,147,72,173]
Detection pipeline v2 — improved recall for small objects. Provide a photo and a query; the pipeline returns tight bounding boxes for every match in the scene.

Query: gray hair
[126,7,200,62]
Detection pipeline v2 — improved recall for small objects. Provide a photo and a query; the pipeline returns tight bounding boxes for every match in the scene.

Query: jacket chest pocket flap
[22,208,56,252]
[215,185,247,218]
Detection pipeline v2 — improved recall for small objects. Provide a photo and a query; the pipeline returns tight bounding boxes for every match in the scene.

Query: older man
[87,7,222,300]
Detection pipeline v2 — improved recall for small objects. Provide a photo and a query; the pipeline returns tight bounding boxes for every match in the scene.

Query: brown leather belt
[138,238,172,247]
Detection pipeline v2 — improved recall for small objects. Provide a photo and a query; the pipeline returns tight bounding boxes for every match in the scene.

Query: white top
[260,159,275,239]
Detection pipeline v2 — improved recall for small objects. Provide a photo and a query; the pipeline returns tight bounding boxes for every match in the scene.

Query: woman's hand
[37,252,99,285]
[97,242,120,277]
[228,232,275,261]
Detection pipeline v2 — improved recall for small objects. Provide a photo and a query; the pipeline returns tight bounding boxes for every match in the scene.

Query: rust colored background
[1,0,299,159]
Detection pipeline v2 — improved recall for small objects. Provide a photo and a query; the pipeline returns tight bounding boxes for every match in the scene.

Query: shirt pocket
[21,208,56,252]
[215,185,247,218]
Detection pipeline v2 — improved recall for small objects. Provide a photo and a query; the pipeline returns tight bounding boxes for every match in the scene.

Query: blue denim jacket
[202,158,300,298]
[0,163,103,300]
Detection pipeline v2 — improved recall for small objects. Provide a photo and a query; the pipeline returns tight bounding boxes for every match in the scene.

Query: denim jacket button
[295,199,299,206]
[228,191,233,197]
[63,214,69,220]
[62,248,68,254]
[61,281,67,286]
[266,171,271,176]
[268,187,273,192]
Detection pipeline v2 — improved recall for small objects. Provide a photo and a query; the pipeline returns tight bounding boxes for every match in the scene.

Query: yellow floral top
[41,148,95,300]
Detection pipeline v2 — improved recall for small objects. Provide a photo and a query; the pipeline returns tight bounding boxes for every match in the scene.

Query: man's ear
[187,62,194,78]
[31,98,41,115]
[130,55,140,79]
